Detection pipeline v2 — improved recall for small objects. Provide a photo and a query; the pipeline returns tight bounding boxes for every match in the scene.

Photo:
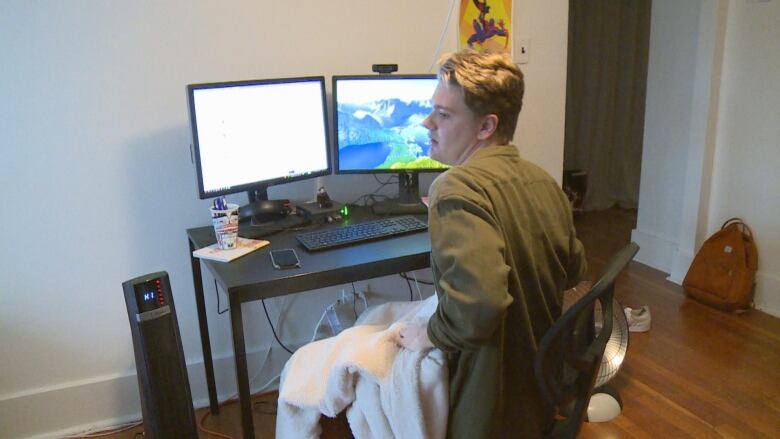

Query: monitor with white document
[187,76,332,223]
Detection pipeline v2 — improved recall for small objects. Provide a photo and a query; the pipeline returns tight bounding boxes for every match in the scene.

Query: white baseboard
[0,344,295,439]
[668,247,695,285]
[631,227,677,275]
[754,271,780,318]
[0,372,142,439]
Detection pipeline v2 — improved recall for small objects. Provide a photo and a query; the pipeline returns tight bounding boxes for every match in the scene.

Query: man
[397,50,587,438]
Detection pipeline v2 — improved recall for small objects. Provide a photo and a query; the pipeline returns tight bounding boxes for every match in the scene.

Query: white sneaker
[624,306,651,332]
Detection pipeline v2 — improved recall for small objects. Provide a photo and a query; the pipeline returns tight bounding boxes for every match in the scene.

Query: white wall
[0,1,570,437]
[512,0,570,180]
[707,0,780,315]
[634,0,779,316]
[632,0,703,274]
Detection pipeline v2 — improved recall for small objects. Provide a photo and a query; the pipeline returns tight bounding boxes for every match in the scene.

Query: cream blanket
[276,295,448,439]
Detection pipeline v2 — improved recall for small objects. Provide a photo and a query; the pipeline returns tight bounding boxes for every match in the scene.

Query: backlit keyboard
[296,216,428,251]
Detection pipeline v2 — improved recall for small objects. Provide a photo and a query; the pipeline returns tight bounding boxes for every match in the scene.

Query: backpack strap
[721,217,742,229]
[721,217,753,239]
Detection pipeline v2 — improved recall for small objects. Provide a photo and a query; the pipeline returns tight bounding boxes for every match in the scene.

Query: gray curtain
[564,0,651,211]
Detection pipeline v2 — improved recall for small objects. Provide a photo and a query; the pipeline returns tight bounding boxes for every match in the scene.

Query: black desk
[187,210,431,438]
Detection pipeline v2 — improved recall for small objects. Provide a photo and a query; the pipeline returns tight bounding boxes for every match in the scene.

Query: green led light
[340,205,349,217]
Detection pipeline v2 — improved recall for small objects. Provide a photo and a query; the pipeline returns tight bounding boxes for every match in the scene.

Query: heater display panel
[134,278,166,313]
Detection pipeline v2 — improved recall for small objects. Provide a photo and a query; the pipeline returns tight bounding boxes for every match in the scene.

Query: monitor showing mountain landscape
[332,75,448,173]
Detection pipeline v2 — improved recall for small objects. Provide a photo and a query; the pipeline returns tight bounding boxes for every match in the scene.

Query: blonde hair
[438,50,524,142]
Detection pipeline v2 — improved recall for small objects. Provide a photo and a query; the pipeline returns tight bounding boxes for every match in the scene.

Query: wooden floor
[89,207,780,438]
[574,208,780,439]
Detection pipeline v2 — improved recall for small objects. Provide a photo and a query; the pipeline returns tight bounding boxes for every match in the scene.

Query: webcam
[372,64,398,74]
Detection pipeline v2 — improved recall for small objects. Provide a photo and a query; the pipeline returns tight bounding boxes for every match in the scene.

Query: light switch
[516,36,530,64]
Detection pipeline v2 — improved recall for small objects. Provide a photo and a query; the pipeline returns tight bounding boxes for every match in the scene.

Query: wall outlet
[325,299,357,336]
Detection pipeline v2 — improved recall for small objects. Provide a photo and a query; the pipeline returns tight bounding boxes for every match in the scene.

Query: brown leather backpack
[683,218,758,311]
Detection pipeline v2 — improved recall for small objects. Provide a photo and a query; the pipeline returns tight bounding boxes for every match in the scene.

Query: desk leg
[189,240,219,414]
[230,295,255,439]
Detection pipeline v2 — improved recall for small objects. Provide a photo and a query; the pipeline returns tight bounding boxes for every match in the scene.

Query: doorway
[563,0,651,241]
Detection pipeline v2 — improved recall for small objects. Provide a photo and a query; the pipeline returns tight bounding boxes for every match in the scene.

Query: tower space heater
[122,271,197,438]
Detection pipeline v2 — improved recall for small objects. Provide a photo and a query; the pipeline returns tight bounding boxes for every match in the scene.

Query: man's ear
[477,114,499,141]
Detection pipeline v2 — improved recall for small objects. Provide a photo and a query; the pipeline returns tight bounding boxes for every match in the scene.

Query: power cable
[403,272,415,301]
[197,389,281,439]
[351,282,358,318]
[214,279,229,314]
[262,299,295,354]
[428,0,459,72]
[60,421,143,438]
[411,271,424,300]
[350,174,398,206]
[399,272,434,286]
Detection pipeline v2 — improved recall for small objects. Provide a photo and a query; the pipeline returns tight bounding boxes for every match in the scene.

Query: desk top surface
[187,209,431,301]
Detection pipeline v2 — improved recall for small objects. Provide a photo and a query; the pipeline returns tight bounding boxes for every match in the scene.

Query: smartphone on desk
[269,249,301,269]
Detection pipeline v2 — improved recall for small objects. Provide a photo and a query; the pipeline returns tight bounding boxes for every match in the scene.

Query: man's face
[422,81,485,166]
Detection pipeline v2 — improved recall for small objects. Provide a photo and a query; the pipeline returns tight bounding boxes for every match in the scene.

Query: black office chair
[534,242,639,439]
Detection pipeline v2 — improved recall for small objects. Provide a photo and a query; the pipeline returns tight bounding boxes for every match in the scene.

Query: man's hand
[395,317,435,351]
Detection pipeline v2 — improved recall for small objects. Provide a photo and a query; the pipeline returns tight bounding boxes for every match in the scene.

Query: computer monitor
[332,74,448,214]
[187,76,331,222]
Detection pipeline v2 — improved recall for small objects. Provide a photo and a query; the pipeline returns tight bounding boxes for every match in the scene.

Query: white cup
[210,203,239,250]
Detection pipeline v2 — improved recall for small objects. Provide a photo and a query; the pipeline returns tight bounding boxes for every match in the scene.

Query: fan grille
[563,282,629,387]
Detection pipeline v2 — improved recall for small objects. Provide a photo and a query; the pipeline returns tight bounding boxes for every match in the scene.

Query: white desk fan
[563,281,630,422]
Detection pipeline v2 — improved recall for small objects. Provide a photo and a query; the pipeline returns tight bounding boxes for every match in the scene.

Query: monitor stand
[239,215,309,239]
[371,200,427,215]
[237,188,309,238]
[371,172,428,215]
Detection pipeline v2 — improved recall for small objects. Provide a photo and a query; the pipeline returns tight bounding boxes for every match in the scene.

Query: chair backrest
[534,242,639,439]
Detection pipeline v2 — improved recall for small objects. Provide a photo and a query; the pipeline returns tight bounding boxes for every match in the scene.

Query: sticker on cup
[210,203,239,250]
